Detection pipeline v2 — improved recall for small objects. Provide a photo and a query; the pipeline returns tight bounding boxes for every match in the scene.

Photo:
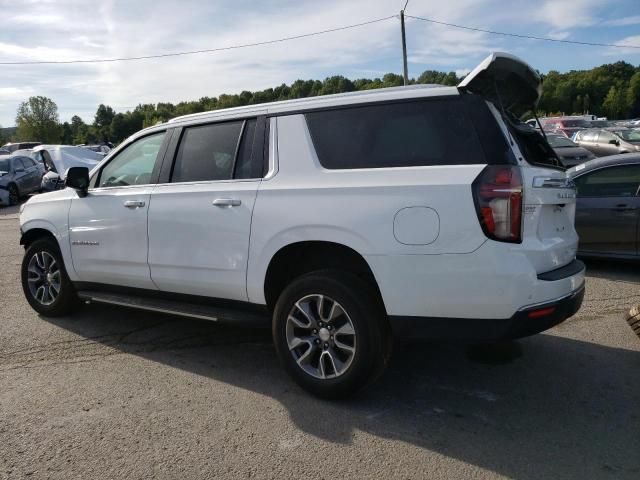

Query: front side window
[11,158,25,171]
[598,131,616,143]
[614,130,640,143]
[575,164,640,197]
[172,122,243,183]
[306,98,486,169]
[21,157,36,167]
[98,132,166,188]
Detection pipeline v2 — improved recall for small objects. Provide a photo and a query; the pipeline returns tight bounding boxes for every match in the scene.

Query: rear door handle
[123,200,145,208]
[213,198,241,207]
[613,204,636,212]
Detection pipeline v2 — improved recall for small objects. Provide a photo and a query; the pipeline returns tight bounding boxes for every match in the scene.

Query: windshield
[0,158,9,172]
[546,135,576,148]
[613,130,640,143]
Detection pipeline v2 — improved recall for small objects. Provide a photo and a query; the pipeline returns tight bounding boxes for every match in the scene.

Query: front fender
[20,197,77,280]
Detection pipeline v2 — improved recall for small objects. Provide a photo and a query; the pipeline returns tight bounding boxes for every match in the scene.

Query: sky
[0,0,639,126]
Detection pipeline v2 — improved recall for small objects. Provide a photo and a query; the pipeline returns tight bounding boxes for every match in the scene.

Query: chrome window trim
[263,117,278,181]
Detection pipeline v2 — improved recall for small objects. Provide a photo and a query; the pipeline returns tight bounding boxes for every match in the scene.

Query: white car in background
[32,145,103,192]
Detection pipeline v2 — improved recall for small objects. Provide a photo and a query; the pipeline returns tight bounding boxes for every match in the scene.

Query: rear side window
[306,98,488,169]
[575,164,640,197]
[172,122,242,183]
[581,131,598,142]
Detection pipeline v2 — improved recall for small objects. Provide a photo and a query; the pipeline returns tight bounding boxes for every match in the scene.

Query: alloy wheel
[27,251,61,306]
[286,294,357,379]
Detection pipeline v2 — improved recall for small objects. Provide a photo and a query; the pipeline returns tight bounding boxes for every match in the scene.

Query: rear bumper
[389,283,585,341]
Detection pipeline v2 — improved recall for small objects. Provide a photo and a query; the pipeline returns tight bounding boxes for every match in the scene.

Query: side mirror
[65,167,90,197]
[609,139,619,145]
[15,167,25,173]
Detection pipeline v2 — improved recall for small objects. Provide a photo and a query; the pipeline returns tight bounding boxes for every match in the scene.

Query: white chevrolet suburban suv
[19,53,585,398]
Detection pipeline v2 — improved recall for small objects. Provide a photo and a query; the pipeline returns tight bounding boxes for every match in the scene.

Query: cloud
[7,13,64,25]
[546,31,571,40]
[0,42,80,62]
[602,15,640,27]
[534,0,600,29]
[606,35,640,55]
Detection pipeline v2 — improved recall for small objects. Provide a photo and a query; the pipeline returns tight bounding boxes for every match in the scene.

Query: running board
[77,290,269,325]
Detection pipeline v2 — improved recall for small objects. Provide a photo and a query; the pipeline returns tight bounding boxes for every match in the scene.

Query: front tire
[272,270,390,399]
[21,237,79,316]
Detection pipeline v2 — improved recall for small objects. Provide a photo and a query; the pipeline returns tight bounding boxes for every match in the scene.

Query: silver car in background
[574,128,640,157]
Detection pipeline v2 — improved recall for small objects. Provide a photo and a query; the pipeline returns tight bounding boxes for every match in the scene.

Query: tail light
[472,165,523,243]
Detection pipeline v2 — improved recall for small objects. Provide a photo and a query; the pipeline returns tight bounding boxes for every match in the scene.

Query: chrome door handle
[123,200,145,208]
[212,198,241,207]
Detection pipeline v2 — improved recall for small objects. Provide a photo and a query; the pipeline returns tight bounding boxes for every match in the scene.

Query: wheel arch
[263,240,385,313]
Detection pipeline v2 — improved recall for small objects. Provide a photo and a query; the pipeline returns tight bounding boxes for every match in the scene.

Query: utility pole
[400,9,409,85]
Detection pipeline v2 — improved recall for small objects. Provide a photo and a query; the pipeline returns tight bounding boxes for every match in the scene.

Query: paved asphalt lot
[1,202,639,480]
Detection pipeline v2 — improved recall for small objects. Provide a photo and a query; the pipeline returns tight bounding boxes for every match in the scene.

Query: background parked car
[589,120,612,128]
[545,133,595,167]
[540,117,591,138]
[567,153,640,259]
[0,155,43,206]
[574,128,640,156]
[81,144,112,156]
[1,142,41,153]
[32,145,103,192]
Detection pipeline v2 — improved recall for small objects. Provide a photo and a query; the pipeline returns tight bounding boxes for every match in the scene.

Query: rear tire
[626,305,640,339]
[8,183,19,206]
[272,270,391,399]
[21,237,79,317]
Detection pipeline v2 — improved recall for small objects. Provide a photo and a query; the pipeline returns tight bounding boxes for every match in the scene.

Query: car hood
[458,52,541,117]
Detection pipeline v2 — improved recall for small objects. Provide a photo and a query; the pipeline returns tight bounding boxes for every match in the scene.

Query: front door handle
[123,200,145,208]
[213,198,241,207]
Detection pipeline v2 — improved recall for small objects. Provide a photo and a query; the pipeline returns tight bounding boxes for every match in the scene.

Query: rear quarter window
[305,97,492,169]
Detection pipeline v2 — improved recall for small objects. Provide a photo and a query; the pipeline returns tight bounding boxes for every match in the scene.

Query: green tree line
[7,60,640,146]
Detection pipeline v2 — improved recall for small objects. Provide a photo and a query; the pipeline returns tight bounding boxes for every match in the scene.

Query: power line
[406,14,640,49]
[0,15,396,65]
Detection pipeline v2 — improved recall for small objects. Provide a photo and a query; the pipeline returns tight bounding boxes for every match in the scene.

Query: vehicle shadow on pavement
[582,258,640,283]
[41,305,640,480]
